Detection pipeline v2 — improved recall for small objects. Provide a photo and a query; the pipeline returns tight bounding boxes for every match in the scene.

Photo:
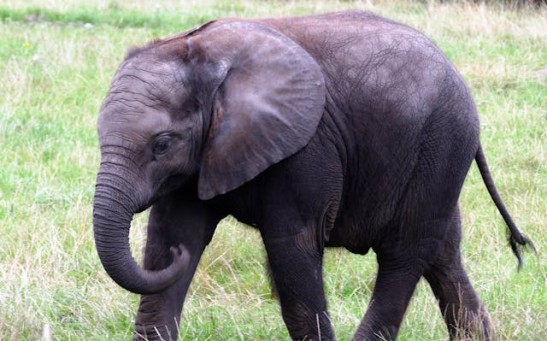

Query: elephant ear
[188,22,326,200]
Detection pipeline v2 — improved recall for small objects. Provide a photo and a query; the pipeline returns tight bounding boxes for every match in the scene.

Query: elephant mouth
[157,174,195,199]
[130,174,191,214]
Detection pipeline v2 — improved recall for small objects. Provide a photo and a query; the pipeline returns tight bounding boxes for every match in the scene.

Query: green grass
[0,0,545,340]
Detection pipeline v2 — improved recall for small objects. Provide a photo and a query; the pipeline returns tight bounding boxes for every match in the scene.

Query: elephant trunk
[93,168,189,295]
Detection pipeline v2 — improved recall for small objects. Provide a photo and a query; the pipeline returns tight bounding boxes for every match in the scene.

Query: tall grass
[0,1,545,340]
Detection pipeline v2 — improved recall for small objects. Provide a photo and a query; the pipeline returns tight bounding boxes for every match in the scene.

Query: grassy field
[0,0,545,340]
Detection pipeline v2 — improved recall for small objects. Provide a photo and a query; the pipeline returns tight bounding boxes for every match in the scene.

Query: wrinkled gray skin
[94,11,532,341]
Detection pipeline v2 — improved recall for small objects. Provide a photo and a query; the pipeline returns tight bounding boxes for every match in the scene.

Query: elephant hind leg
[424,265,492,340]
[423,211,493,340]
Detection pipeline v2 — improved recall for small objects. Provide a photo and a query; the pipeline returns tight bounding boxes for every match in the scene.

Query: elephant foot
[134,322,177,341]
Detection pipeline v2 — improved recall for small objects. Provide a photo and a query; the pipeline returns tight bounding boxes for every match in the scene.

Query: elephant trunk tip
[123,243,191,295]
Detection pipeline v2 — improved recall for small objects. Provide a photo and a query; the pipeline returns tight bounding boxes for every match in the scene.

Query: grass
[0,0,545,340]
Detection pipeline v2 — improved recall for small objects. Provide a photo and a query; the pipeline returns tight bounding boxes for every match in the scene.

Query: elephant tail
[475,143,536,269]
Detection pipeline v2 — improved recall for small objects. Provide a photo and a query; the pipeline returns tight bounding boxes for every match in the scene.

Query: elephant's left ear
[189,22,326,200]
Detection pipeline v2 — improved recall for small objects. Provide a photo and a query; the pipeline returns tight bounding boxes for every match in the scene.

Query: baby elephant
[93,10,533,340]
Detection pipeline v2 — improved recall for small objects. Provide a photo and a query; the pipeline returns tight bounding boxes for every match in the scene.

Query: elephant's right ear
[187,22,326,200]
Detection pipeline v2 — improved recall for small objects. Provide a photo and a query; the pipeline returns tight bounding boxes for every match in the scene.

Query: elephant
[93,11,534,341]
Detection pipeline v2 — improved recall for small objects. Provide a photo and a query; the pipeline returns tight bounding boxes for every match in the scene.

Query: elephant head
[93,21,326,294]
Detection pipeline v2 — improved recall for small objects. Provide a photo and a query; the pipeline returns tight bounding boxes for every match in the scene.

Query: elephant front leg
[263,230,334,340]
[133,192,221,341]
[423,209,493,340]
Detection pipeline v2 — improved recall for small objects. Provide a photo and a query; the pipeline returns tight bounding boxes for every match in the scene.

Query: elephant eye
[152,135,171,156]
